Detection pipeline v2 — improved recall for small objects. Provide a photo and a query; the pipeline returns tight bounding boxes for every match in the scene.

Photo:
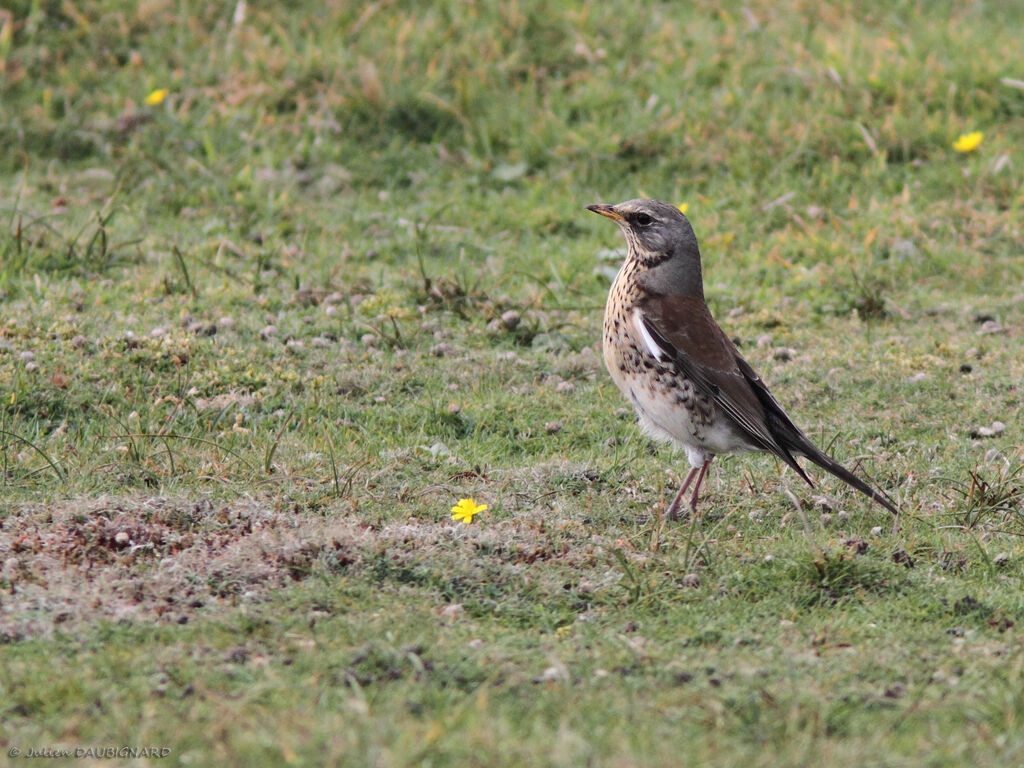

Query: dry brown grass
[0,475,637,640]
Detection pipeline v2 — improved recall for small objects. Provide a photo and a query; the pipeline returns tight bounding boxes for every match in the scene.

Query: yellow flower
[677,203,689,214]
[144,88,168,106]
[952,131,983,153]
[451,498,487,525]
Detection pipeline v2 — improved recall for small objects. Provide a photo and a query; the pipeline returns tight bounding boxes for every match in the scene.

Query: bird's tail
[731,354,899,517]
[797,441,898,516]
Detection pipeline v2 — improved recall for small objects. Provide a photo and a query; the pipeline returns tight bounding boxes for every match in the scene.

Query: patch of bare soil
[0,491,625,640]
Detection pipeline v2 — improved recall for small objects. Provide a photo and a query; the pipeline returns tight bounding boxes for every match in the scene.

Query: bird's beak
[587,204,624,222]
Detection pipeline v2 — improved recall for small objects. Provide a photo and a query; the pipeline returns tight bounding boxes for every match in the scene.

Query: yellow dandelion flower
[144,88,168,106]
[952,131,983,153]
[451,498,487,525]
[677,203,689,214]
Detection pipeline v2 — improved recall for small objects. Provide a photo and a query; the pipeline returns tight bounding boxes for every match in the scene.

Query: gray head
[587,198,704,298]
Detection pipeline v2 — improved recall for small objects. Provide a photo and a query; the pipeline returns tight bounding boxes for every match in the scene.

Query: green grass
[1,0,1023,765]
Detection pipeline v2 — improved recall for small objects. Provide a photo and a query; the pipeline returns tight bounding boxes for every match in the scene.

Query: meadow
[1,0,1022,764]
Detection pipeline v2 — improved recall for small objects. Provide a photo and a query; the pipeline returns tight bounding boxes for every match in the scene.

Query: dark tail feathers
[734,353,899,516]
[797,441,898,516]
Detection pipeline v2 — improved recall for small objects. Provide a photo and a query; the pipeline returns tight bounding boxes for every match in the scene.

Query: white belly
[617,368,754,467]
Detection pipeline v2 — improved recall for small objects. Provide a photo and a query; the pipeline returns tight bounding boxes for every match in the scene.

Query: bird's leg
[664,466,701,521]
[687,459,713,516]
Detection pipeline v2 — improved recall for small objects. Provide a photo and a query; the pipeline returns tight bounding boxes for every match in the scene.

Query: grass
[1,0,1023,764]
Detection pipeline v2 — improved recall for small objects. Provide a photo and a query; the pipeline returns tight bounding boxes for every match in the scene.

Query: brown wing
[637,294,810,483]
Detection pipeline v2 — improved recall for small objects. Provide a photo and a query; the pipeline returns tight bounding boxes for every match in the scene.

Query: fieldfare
[589,198,897,519]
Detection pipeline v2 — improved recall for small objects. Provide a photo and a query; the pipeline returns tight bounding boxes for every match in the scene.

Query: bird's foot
[665,500,686,521]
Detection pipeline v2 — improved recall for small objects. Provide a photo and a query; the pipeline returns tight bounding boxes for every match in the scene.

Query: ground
[1,1,1023,765]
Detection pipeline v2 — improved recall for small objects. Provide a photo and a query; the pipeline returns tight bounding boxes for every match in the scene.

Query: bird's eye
[634,213,653,226]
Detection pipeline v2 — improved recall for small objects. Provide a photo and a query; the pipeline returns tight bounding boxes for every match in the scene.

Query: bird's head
[588,198,704,296]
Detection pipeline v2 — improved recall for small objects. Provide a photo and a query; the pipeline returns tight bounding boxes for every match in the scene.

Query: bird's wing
[635,294,811,483]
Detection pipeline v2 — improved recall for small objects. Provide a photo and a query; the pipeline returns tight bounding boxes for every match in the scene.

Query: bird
[588,198,897,520]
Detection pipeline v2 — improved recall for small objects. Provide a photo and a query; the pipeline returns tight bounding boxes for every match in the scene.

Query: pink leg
[687,460,712,515]
[664,466,700,521]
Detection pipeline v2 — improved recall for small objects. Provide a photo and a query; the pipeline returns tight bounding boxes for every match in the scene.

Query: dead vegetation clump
[0,493,625,640]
